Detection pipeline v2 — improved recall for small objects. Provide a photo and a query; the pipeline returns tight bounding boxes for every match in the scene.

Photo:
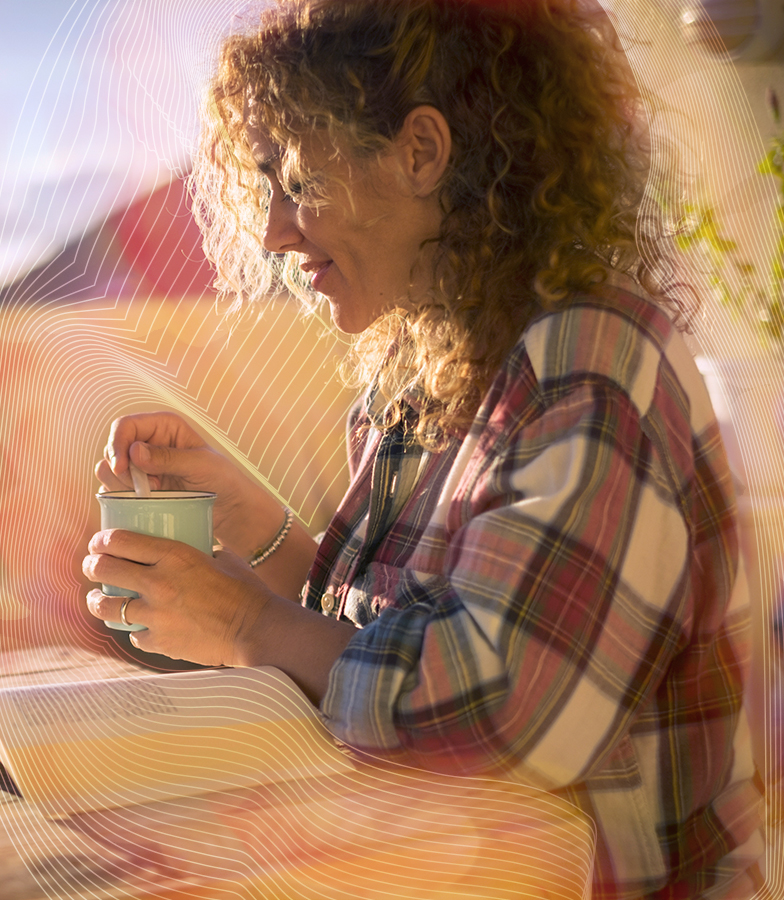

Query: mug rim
[96,490,217,500]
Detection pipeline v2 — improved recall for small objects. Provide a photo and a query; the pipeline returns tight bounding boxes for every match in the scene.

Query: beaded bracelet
[248,507,294,568]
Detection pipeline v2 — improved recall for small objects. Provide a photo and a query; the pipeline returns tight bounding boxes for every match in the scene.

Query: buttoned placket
[333,421,415,620]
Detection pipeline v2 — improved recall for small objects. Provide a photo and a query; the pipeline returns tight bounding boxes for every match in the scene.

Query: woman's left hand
[83,529,271,667]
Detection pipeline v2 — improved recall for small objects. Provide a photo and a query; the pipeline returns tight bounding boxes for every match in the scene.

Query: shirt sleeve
[318,379,694,789]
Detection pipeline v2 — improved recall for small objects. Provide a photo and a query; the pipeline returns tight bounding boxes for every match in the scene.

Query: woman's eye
[283,182,303,204]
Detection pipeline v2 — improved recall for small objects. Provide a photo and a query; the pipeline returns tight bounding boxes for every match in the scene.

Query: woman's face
[245,118,445,334]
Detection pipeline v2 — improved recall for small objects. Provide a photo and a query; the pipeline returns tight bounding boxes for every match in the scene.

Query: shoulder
[517,275,710,428]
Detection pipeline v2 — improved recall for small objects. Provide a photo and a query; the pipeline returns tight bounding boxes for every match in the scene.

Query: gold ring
[120,597,134,628]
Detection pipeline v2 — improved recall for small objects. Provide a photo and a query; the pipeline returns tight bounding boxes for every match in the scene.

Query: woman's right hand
[96,412,273,556]
[96,411,320,603]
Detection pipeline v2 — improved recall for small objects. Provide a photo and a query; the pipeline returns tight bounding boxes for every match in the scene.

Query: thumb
[129,441,204,479]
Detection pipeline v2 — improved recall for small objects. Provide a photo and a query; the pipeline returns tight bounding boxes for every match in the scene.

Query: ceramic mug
[96,490,216,632]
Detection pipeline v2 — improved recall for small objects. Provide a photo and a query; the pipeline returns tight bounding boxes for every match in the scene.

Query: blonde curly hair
[191,0,675,445]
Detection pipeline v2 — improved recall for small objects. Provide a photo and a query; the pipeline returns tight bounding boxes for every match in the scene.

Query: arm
[318,381,693,786]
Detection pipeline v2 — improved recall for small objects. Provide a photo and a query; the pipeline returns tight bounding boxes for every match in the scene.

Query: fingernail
[136,443,150,464]
[86,591,100,615]
[109,452,117,470]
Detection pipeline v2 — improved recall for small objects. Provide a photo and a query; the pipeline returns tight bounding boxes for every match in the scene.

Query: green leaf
[758,151,779,175]
[708,237,736,253]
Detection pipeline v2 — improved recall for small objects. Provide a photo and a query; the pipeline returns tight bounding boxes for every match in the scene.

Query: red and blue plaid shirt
[302,277,765,899]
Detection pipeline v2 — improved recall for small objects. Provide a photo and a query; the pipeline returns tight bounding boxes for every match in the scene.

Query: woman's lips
[310,261,332,292]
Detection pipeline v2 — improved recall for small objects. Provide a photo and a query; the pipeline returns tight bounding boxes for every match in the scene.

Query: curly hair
[191,0,675,445]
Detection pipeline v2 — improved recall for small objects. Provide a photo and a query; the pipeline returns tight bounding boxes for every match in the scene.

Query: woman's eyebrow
[254,154,278,175]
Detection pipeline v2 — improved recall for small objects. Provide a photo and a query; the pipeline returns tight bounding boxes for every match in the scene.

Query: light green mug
[97,490,216,632]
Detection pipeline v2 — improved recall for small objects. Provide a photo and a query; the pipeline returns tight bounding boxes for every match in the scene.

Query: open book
[0,661,354,820]
[0,648,596,900]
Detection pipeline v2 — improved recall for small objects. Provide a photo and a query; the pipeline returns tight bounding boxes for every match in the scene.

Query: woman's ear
[394,105,451,197]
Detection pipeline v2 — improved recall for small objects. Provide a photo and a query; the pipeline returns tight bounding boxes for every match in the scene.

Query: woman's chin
[327,296,413,335]
[327,298,374,335]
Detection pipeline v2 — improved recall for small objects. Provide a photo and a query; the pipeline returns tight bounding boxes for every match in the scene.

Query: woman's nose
[262,192,302,254]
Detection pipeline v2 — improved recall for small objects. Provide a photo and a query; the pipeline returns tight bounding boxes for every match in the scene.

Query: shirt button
[321,591,335,613]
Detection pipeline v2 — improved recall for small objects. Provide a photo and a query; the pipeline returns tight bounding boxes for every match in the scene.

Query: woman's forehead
[241,87,349,172]
[245,121,278,172]
[243,101,283,172]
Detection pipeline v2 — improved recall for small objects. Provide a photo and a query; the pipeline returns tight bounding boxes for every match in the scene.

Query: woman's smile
[300,259,333,292]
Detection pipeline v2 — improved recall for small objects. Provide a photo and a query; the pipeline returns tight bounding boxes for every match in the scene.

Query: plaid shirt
[302,279,765,899]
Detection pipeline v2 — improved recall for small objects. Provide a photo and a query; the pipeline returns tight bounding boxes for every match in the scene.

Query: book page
[0,645,147,688]
[0,665,354,818]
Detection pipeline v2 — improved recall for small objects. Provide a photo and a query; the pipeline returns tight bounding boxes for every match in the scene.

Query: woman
[83,0,765,896]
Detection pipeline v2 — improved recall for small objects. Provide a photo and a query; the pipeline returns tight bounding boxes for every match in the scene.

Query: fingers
[104,412,206,479]
[128,629,153,652]
[87,591,150,646]
[82,551,140,596]
[82,530,193,599]
[84,539,269,666]
[86,528,173,564]
[95,457,132,492]
[86,589,147,629]
[127,440,210,482]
